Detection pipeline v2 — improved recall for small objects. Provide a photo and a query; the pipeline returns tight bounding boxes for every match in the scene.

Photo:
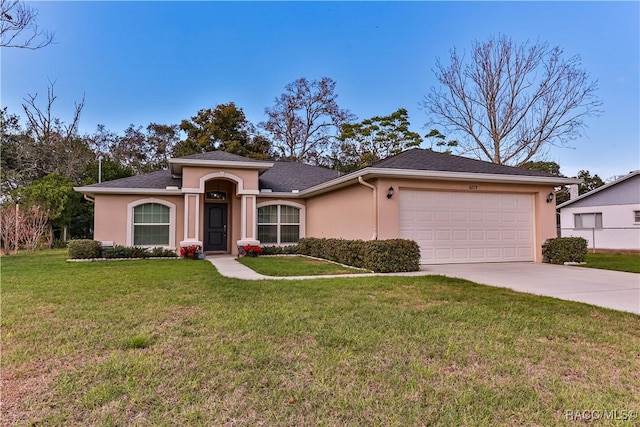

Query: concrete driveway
[424,262,640,315]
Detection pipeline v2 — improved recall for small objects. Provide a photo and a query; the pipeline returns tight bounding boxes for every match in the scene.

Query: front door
[204,204,228,251]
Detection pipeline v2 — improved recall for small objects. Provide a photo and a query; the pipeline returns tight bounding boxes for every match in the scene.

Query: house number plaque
[469,185,478,190]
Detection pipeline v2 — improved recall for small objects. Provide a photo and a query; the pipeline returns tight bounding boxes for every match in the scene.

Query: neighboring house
[558,170,640,252]
[74,149,577,264]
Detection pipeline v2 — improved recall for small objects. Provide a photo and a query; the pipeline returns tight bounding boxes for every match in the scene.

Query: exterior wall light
[546,192,554,203]
[387,186,395,199]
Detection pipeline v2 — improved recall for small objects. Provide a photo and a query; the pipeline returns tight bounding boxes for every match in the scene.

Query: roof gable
[558,171,640,209]
[259,161,341,192]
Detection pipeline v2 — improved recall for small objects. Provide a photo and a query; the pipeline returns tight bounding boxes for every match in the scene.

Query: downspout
[83,194,95,203]
[358,176,378,240]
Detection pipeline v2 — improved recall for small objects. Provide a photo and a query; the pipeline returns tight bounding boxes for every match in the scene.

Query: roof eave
[299,168,581,197]
[257,191,303,198]
[74,186,183,196]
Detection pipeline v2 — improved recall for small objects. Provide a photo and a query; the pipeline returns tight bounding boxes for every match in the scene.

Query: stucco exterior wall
[93,194,184,250]
[560,203,640,250]
[306,184,375,240]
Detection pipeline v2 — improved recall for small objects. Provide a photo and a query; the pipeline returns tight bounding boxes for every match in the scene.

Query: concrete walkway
[205,255,436,281]
[206,256,640,315]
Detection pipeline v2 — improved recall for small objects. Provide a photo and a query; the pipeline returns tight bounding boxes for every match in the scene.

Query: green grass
[580,253,640,273]
[2,250,640,426]
[237,255,369,276]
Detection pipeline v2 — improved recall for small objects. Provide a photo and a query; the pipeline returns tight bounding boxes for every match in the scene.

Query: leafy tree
[576,170,604,195]
[261,77,354,163]
[83,157,134,185]
[520,161,562,176]
[146,123,180,169]
[423,35,602,166]
[424,129,458,154]
[0,0,54,49]
[177,102,272,159]
[335,108,422,172]
[13,173,76,243]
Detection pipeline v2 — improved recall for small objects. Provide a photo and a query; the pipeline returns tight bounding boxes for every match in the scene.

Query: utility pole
[98,155,103,183]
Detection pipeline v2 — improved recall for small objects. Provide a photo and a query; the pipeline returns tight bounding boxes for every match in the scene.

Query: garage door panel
[399,190,534,264]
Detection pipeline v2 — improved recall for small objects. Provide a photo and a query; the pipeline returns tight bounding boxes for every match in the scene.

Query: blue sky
[2,1,638,179]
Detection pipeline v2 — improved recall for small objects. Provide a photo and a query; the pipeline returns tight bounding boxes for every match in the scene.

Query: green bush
[52,239,69,249]
[542,237,588,264]
[149,247,178,258]
[102,245,178,259]
[295,238,420,273]
[68,239,102,259]
[261,245,300,255]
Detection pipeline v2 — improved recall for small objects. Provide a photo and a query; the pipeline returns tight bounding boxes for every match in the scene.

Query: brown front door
[204,204,228,251]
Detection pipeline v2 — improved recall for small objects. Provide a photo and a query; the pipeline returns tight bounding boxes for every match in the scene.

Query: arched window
[133,203,171,246]
[258,204,301,244]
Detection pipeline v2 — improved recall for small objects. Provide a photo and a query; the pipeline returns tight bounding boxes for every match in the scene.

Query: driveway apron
[425,262,640,315]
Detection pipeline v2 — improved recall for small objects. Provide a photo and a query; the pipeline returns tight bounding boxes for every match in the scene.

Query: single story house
[74,149,578,264]
[558,170,640,252]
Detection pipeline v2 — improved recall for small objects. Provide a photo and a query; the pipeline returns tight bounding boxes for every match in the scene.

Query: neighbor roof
[557,170,640,208]
[373,148,557,178]
[259,162,341,192]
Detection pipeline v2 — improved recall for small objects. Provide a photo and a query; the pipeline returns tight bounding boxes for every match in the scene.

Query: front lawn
[581,253,640,273]
[2,250,639,426]
[237,255,369,276]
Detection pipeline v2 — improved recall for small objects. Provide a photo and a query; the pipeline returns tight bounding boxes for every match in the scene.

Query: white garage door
[399,190,534,264]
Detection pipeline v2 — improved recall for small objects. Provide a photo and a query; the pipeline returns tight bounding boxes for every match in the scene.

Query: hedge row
[264,238,420,273]
[68,240,177,259]
[542,237,588,264]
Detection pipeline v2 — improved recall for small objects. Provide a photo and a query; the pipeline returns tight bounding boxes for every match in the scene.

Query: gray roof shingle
[372,148,556,177]
[259,162,341,192]
[84,170,181,189]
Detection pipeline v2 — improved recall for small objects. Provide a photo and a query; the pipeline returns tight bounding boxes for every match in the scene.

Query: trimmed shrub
[149,247,178,258]
[68,239,102,259]
[103,245,178,259]
[295,237,420,273]
[261,245,300,256]
[363,239,421,273]
[542,237,588,264]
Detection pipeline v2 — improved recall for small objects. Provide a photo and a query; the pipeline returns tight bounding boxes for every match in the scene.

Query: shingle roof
[80,149,560,192]
[175,151,269,162]
[259,161,341,192]
[373,148,556,177]
[83,170,181,189]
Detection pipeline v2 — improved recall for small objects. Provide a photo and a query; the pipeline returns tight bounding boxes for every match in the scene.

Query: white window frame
[574,212,603,229]
[127,198,176,249]
[256,201,305,245]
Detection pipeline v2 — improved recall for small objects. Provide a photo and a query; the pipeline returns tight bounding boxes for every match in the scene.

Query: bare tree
[0,0,54,49]
[20,205,49,251]
[0,204,17,254]
[261,77,354,163]
[422,35,602,166]
[21,81,91,182]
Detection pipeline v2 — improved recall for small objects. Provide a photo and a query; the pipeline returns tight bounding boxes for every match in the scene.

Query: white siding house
[558,171,640,251]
